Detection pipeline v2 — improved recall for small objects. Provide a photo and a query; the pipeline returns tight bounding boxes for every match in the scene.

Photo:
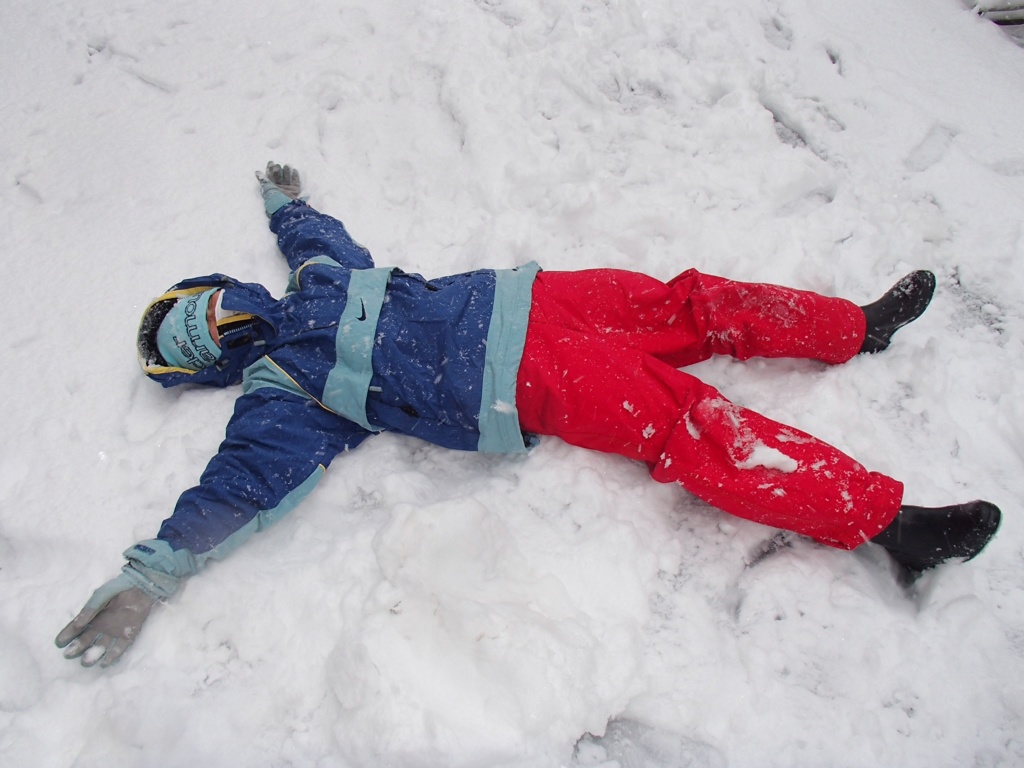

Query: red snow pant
[515,269,904,549]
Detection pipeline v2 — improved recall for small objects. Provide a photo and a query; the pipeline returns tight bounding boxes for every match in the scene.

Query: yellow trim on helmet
[142,362,202,375]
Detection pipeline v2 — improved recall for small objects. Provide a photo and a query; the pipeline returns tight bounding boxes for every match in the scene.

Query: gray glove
[55,574,158,668]
[255,162,303,217]
[260,161,302,199]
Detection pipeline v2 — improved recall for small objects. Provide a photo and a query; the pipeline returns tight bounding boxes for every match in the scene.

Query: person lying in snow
[56,162,1002,668]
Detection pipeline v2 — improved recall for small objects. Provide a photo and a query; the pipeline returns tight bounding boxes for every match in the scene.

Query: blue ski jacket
[125,201,539,594]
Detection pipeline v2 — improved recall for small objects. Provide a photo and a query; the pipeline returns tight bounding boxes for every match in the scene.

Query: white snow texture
[3,1,1024,766]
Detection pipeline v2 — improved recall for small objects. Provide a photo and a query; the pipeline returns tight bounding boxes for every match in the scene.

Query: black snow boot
[859,270,937,354]
[871,500,1001,574]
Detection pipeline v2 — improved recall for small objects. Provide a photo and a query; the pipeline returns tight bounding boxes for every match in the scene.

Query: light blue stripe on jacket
[321,268,394,432]
[478,261,540,453]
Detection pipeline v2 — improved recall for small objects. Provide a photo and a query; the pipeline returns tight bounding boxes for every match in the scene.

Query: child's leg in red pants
[515,269,902,549]
[526,268,867,366]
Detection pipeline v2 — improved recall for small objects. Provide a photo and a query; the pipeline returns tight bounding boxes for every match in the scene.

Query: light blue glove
[255,161,303,217]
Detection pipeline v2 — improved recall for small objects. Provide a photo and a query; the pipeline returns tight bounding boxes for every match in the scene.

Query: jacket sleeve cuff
[121,539,198,600]
[262,188,293,217]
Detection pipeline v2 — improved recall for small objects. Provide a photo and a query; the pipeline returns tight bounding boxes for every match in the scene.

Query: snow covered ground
[3,0,1024,765]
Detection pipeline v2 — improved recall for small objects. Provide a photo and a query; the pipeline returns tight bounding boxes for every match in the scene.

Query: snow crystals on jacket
[127,202,539,589]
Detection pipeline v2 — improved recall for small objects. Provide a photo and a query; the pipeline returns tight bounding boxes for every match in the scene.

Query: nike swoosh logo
[356,300,367,322]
